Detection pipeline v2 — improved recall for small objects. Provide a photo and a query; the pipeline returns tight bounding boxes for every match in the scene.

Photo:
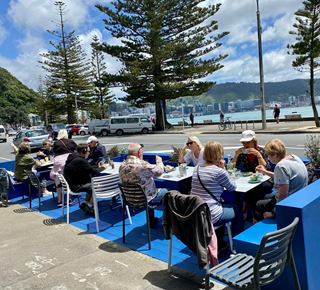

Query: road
[0,132,308,162]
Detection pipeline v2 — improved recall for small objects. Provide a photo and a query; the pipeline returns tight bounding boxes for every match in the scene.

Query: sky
[0,0,307,99]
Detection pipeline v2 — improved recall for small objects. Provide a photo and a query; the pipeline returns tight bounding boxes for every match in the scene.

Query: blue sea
[167,105,319,125]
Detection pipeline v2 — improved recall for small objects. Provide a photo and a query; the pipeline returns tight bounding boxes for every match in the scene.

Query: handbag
[59,139,70,153]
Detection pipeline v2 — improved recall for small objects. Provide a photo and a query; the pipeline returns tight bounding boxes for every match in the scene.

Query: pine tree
[287,0,320,127]
[91,35,115,119]
[39,1,93,124]
[96,0,229,130]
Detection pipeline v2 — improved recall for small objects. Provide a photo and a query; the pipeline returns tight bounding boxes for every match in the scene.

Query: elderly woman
[232,130,271,223]
[178,136,204,166]
[255,139,308,221]
[50,129,77,207]
[191,141,244,252]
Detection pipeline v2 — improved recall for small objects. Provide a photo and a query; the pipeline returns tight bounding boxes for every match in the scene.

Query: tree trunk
[310,65,320,127]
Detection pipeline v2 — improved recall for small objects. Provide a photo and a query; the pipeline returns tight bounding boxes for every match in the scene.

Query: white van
[0,125,7,143]
[89,119,109,136]
[109,116,153,136]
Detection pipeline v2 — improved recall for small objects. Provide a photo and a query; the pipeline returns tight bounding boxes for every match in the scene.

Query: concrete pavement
[0,203,229,290]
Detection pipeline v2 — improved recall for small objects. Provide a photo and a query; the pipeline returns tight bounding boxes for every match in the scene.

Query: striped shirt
[191,165,237,224]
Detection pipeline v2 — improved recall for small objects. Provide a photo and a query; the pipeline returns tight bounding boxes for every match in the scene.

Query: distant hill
[0,67,39,111]
[167,79,318,106]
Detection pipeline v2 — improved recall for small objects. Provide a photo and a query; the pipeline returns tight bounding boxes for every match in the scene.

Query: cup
[235,170,242,179]
[256,172,263,180]
[249,174,258,181]
[45,157,49,162]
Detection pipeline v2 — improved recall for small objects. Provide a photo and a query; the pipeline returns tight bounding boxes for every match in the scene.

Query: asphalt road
[0,132,308,162]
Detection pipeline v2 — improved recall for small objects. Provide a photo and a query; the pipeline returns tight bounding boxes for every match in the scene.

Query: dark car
[47,123,66,140]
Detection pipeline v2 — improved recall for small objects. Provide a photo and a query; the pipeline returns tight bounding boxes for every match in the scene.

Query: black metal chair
[24,170,56,212]
[205,217,301,290]
[118,182,154,250]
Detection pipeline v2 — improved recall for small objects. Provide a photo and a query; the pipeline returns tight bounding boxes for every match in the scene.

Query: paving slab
[0,203,230,290]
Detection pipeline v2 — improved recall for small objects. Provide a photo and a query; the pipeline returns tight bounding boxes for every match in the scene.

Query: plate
[248,178,261,183]
[162,174,173,178]
[242,172,253,176]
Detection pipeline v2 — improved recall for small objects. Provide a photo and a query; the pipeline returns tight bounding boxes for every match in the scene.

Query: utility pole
[256,0,267,129]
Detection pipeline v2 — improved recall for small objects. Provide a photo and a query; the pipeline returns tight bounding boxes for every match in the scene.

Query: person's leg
[254,194,277,221]
[148,188,168,207]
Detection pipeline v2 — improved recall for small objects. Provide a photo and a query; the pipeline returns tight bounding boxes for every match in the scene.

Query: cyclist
[220,110,224,123]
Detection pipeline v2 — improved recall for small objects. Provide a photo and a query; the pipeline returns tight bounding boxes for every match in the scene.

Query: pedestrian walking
[220,111,224,123]
[189,112,194,127]
[273,104,280,124]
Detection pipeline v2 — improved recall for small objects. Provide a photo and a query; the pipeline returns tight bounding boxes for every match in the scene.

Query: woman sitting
[36,139,53,161]
[178,136,204,166]
[232,130,272,223]
[255,139,308,221]
[191,141,244,252]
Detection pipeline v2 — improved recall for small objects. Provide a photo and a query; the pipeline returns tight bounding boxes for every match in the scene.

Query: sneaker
[79,202,87,212]
[150,217,159,228]
[57,201,63,208]
[218,241,229,255]
[79,202,94,214]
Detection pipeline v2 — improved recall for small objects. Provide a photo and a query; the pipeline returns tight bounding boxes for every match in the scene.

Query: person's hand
[263,211,275,219]
[37,151,44,156]
[102,163,107,169]
[235,148,242,156]
[255,165,267,174]
[156,155,162,162]
[40,159,45,165]
[246,148,259,156]
[218,159,225,169]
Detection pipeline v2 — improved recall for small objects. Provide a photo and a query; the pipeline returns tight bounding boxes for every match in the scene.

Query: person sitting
[232,130,272,223]
[178,136,204,166]
[255,139,308,221]
[64,143,107,214]
[36,139,53,161]
[87,136,107,165]
[191,141,244,253]
[119,143,167,228]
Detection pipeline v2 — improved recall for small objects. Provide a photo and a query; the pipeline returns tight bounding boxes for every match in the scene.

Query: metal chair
[118,182,153,250]
[24,170,56,212]
[56,173,81,224]
[92,174,131,233]
[205,217,301,290]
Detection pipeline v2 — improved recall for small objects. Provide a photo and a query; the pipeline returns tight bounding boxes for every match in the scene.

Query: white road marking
[115,260,128,267]
[0,244,8,248]
[13,270,21,275]
[0,157,11,161]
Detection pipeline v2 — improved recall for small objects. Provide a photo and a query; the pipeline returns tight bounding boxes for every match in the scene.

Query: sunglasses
[139,144,144,151]
[186,141,194,146]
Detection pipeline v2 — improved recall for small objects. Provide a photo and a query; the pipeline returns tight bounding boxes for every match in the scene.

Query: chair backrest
[56,173,70,193]
[24,170,40,188]
[118,182,148,209]
[253,217,299,287]
[92,174,121,199]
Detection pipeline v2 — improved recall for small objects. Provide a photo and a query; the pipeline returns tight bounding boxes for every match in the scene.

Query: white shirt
[184,148,204,166]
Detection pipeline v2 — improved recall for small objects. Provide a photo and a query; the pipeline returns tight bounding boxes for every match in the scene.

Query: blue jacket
[88,142,107,165]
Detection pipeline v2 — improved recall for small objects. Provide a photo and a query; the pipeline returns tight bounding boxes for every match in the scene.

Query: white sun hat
[240,130,256,142]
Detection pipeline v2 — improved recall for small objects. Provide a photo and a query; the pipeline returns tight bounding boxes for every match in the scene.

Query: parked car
[47,123,66,140]
[71,124,83,135]
[13,129,53,150]
[7,129,17,137]
[109,116,153,136]
[89,119,109,136]
[0,125,7,142]
[78,125,89,136]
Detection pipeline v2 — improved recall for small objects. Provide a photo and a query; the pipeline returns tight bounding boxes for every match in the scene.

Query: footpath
[0,203,228,290]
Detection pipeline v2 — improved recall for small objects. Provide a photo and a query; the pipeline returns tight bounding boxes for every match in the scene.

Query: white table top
[100,162,122,175]
[156,166,194,182]
[39,161,54,167]
[234,175,270,193]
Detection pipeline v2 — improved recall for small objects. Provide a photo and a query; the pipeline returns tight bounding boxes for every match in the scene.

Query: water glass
[235,170,242,179]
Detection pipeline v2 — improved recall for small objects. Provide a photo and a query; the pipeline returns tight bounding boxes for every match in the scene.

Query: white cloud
[0,20,9,45]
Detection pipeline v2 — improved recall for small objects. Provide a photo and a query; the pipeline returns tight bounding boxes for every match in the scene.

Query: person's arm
[11,143,18,152]
[277,184,289,202]
[178,146,188,163]
[232,148,242,164]
[255,165,274,178]
[246,147,267,167]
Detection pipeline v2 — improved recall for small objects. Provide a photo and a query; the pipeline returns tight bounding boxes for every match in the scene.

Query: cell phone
[100,158,107,165]
[241,148,247,154]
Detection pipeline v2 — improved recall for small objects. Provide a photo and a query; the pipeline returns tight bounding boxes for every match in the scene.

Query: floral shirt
[235,146,271,172]
[119,155,164,201]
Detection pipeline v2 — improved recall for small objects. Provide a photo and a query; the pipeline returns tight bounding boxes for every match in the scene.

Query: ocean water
[167,105,319,125]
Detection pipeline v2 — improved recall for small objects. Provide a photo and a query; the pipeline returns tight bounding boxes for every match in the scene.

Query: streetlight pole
[256,0,267,129]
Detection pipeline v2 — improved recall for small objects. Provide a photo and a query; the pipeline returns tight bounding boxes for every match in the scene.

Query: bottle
[227,154,232,171]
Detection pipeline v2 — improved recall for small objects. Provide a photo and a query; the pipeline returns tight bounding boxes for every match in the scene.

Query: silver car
[13,129,53,150]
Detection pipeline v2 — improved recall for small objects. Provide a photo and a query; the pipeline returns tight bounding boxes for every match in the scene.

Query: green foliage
[287,0,320,127]
[0,106,29,128]
[96,0,229,130]
[107,145,127,158]
[304,134,320,168]
[169,145,186,162]
[39,1,94,124]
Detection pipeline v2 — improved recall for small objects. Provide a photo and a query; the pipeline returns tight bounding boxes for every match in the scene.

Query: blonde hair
[187,136,202,148]
[18,142,31,154]
[42,139,51,146]
[57,129,68,140]
[252,137,258,145]
[203,141,224,163]
[264,139,286,158]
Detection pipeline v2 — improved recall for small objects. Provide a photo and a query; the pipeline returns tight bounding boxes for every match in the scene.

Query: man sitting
[64,143,107,214]
[87,136,107,165]
[119,143,167,227]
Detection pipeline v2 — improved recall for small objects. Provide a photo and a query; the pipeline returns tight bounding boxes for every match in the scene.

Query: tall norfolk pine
[96,0,229,130]
[287,0,320,127]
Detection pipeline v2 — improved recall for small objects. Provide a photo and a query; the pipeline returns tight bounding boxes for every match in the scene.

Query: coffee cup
[249,174,258,181]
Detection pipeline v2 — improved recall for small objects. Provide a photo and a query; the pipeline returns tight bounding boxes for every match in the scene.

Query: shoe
[57,201,63,208]
[252,218,258,225]
[218,241,228,255]
[243,213,247,225]
[79,202,87,212]
[150,217,159,228]
[79,202,94,214]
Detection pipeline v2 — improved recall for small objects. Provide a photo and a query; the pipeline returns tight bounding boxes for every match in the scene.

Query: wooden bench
[284,114,303,122]
[203,120,213,124]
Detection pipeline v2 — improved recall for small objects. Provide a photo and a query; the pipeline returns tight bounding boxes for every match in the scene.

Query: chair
[118,182,153,250]
[205,217,301,290]
[215,223,234,253]
[24,170,56,212]
[92,174,131,233]
[56,173,81,224]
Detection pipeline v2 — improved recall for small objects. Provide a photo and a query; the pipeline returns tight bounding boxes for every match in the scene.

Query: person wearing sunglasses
[254,139,308,221]
[178,136,204,166]
[119,143,166,228]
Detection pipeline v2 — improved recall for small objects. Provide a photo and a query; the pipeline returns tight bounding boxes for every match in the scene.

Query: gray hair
[57,129,68,140]
[187,136,202,148]
[127,143,141,156]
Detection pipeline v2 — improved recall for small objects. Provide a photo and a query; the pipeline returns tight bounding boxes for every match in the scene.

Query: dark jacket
[64,153,105,191]
[53,139,77,157]
[162,190,213,269]
[88,142,107,165]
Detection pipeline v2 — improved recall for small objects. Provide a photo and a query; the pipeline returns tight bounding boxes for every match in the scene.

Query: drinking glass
[235,170,242,179]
